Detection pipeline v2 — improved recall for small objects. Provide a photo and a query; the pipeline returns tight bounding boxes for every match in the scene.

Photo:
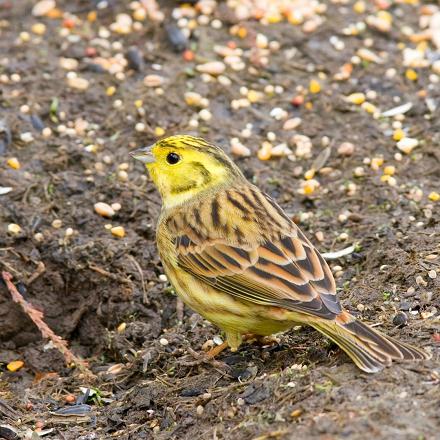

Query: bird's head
[131,135,244,208]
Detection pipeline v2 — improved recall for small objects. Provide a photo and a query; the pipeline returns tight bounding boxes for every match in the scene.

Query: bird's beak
[130,145,156,164]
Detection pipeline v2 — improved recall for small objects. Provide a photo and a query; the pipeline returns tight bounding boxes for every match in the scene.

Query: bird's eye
[166,152,180,165]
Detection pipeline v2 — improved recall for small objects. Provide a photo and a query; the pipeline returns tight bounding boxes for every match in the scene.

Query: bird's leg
[206,331,242,358]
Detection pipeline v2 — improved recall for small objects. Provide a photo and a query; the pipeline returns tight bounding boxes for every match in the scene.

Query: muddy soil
[0,1,439,439]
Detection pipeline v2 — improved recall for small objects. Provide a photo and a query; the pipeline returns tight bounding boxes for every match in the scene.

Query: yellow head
[131,135,245,208]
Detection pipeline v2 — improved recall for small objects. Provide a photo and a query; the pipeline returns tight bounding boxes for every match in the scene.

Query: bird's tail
[311,311,431,373]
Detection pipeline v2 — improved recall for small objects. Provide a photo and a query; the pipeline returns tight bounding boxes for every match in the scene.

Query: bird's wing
[170,185,341,320]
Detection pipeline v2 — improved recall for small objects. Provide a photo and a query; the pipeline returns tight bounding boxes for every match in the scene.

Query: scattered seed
[159,338,169,346]
[337,142,354,156]
[94,202,115,218]
[8,224,22,235]
[7,157,20,169]
[143,75,164,87]
[396,137,419,154]
[111,226,125,238]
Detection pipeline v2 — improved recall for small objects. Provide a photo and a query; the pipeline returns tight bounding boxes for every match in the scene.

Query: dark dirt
[0,1,439,439]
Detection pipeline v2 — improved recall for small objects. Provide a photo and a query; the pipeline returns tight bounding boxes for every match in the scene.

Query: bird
[131,134,430,373]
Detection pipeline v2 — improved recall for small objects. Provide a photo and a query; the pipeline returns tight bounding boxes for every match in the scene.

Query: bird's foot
[178,346,230,370]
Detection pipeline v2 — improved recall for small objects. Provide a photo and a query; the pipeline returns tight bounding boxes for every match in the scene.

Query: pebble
[94,202,115,218]
[393,312,408,328]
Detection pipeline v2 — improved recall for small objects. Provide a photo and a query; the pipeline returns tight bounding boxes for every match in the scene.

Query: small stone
[94,202,115,218]
[393,312,408,328]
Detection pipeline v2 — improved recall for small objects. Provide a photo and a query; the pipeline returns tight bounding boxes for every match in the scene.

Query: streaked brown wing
[174,188,341,320]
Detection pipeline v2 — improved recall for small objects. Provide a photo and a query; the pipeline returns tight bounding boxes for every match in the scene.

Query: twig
[128,255,149,304]
[88,264,132,285]
[1,271,91,374]
[26,261,46,285]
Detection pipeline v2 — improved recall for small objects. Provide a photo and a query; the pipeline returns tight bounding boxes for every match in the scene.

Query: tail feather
[311,313,431,373]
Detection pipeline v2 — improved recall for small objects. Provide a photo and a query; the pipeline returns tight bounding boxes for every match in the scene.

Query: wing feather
[171,186,342,320]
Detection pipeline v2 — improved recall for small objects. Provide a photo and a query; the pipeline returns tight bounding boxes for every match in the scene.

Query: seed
[270,107,287,120]
[198,109,212,121]
[257,142,272,161]
[52,219,62,228]
[32,0,55,16]
[230,138,251,157]
[315,231,324,242]
[159,338,169,346]
[345,92,366,105]
[20,132,34,143]
[283,117,302,130]
[135,122,145,132]
[397,137,418,154]
[428,192,439,202]
[196,405,204,415]
[383,165,395,176]
[67,77,89,90]
[196,61,226,75]
[353,1,366,13]
[8,224,22,235]
[405,69,418,81]
[428,270,437,279]
[31,23,46,35]
[65,394,76,404]
[7,360,24,372]
[133,8,147,21]
[94,202,115,218]
[353,166,365,177]
[337,142,355,156]
[65,227,74,236]
[184,92,205,107]
[393,129,405,141]
[361,102,377,114]
[34,232,44,242]
[256,33,268,49]
[370,157,384,170]
[111,226,125,238]
[143,75,164,87]
[304,169,315,180]
[309,79,321,94]
[7,157,20,169]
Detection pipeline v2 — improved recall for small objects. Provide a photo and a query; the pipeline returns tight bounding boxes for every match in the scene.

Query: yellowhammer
[131,135,430,373]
